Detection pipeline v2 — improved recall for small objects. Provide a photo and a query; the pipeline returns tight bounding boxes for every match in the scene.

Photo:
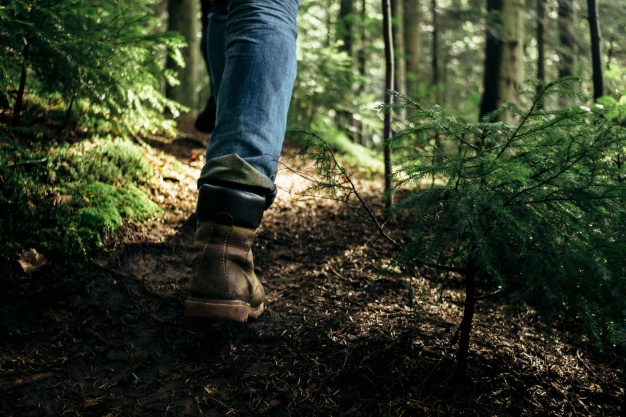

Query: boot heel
[184,297,264,322]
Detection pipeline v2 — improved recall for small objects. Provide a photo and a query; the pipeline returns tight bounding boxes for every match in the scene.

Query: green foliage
[0,0,184,135]
[388,79,626,346]
[292,0,385,147]
[0,134,161,273]
[597,94,626,124]
[291,124,383,173]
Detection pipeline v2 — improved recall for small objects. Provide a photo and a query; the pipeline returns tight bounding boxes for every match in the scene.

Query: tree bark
[13,6,50,126]
[393,0,407,97]
[338,0,354,55]
[479,0,524,121]
[479,0,504,119]
[166,0,200,109]
[355,0,368,145]
[587,0,604,100]
[337,0,356,141]
[455,256,478,380]
[431,0,439,88]
[500,0,524,116]
[536,0,546,101]
[383,0,395,210]
[404,0,421,97]
[557,0,575,79]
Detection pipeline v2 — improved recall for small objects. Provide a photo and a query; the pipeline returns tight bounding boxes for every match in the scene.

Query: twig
[5,158,48,168]
[0,372,54,391]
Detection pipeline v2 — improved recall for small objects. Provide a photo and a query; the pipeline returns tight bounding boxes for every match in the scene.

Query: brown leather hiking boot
[184,184,266,322]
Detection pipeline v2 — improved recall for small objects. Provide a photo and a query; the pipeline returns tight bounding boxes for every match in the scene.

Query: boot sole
[184,298,264,323]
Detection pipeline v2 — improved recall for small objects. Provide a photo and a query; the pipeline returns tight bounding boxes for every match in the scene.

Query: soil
[1,118,624,416]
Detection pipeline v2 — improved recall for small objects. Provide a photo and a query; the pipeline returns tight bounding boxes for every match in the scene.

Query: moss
[73,182,160,237]
[0,135,161,268]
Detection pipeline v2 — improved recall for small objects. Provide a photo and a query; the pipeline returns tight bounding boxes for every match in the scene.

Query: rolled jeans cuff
[198,153,277,208]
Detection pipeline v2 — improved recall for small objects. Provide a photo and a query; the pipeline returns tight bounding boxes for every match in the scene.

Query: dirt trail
[1,123,624,416]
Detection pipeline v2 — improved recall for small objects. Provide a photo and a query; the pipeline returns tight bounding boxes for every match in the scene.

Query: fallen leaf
[17,248,48,273]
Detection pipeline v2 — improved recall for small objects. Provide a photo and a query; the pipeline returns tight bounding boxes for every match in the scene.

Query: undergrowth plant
[0,0,184,136]
[387,79,626,376]
[302,79,626,378]
[0,134,161,277]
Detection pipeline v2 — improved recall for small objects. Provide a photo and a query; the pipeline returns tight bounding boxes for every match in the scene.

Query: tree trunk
[557,0,575,79]
[500,0,524,117]
[383,0,395,211]
[338,0,358,143]
[455,256,478,380]
[338,0,354,55]
[479,0,503,119]
[12,41,30,126]
[393,0,407,97]
[622,380,626,417]
[358,0,367,80]
[587,0,604,100]
[166,0,200,109]
[355,0,368,145]
[431,0,439,89]
[479,0,524,121]
[536,0,546,102]
[404,0,421,98]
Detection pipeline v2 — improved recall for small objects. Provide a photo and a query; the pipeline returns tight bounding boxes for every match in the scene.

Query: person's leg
[194,0,224,134]
[194,32,217,133]
[199,0,300,202]
[186,0,300,322]
[205,0,228,99]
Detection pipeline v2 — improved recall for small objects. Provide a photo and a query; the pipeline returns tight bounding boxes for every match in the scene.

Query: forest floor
[1,117,624,416]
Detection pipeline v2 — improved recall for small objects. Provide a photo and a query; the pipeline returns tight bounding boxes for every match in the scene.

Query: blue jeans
[198,0,300,200]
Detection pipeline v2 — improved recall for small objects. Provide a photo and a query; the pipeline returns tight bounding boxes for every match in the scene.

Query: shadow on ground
[1,123,624,416]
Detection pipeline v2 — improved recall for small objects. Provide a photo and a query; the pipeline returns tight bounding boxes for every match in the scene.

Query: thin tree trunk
[606,35,614,70]
[339,0,354,54]
[430,0,441,161]
[479,0,524,121]
[358,0,367,80]
[13,6,51,126]
[338,0,356,142]
[404,0,421,98]
[479,0,504,119]
[621,379,626,417]
[355,0,368,145]
[60,92,77,131]
[393,0,407,98]
[557,0,575,79]
[12,41,30,126]
[166,0,200,108]
[587,0,604,100]
[456,256,478,379]
[536,0,546,102]
[431,0,439,88]
[383,0,395,211]
[500,0,524,117]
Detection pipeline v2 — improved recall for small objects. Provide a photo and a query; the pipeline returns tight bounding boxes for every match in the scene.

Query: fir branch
[503,151,589,206]
[298,130,403,251]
